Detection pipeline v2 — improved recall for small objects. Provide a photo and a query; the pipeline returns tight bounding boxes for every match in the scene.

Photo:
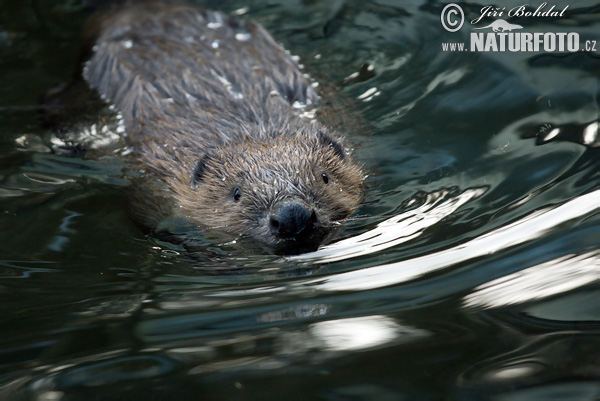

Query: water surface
[0,1,598,400]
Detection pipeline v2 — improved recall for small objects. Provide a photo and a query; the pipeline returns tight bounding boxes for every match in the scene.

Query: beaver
[82,3,363,253]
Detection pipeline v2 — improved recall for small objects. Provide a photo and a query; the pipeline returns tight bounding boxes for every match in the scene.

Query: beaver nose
[270,203,317,240]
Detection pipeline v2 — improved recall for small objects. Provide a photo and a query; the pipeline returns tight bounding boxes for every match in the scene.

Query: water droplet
[292,101,306,109]
[233,7,249,15]
[229,89,243,99]
[235,32,251,41]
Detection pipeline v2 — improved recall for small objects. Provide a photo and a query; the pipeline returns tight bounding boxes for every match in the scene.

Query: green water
[0,1,599,400]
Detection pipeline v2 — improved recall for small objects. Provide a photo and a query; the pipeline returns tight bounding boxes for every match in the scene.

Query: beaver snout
[269,202,318,240]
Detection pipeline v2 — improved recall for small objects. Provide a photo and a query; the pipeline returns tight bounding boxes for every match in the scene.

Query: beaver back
[85,4,319,166]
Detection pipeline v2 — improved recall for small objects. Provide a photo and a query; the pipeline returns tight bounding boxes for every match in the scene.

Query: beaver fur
[83,3,363,253]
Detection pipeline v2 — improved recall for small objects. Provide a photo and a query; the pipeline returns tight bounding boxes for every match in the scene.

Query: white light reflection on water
[463,251,600,309]
[179,316,428,374]
[309,316,428,352]
[583,121,599,146]
[290,187,486,264]
[296,189,600,292]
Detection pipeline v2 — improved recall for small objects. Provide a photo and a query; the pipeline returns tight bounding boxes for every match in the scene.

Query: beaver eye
[233,187,242,202]
[321,173,329,184]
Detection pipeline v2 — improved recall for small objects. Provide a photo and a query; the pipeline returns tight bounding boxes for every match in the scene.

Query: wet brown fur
[84,3,363,249]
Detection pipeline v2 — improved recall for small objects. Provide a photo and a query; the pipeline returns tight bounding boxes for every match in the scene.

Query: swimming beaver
[83,3,363,253]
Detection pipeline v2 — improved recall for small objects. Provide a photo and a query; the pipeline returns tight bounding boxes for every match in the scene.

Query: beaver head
[175,130,363,254]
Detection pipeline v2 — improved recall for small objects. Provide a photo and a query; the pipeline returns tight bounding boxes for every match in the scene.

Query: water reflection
[463,251,600,309]
[582,121,598,146]
[290,187,487,263]
[458,330,600,400]
[308,316,427,352]
[14,314,427,394]
[0,0,598,399]
[27,354,177,392]
[160,315,428,373]
[0,260,58,279]
[291,189,600,292]
[47,210,82,252]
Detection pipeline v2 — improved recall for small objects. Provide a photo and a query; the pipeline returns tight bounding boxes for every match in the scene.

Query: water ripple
[463,251,599,309]
[298,189,600,292]
[290,187,487,263]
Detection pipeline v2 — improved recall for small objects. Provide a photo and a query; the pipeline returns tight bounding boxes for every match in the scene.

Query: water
[1,1,599,400]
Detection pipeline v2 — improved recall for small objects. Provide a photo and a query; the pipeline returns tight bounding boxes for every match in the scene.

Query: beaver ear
[317,130,346,160]
[189,153,212,189]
